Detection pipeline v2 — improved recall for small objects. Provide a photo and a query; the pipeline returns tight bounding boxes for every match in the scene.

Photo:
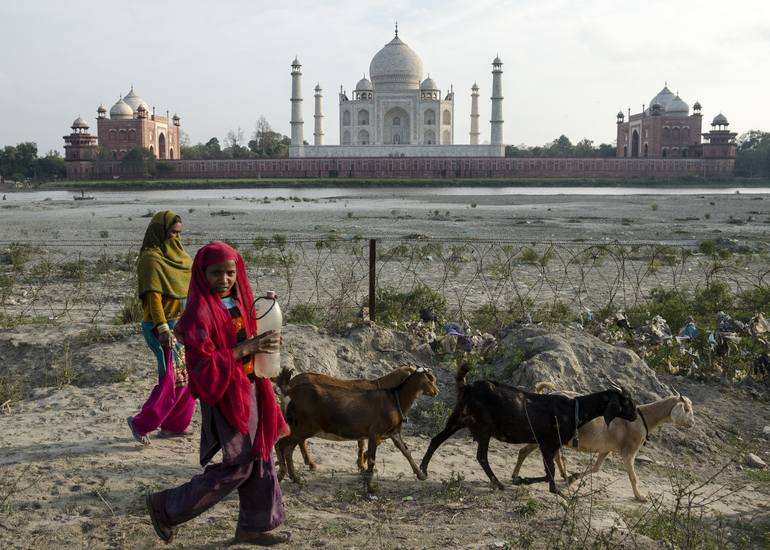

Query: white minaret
[490,56,504,146]
[290,57,304,157]
[470,82,480,145]
[313,83,324,146]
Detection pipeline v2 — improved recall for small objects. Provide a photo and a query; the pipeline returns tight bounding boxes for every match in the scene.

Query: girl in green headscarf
[127,211,195,445]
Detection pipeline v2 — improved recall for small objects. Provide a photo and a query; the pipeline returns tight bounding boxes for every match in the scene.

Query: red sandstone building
[64,87,180,178]
[616,85,736,160]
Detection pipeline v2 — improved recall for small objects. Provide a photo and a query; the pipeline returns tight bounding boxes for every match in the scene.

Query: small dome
[71,116,89,129]
[616,110,624,118]
[109,98,134,119]
[667,95,689,114]
[493,56,502,65]
[369,34,424,89]
[712,113,729,126]
[693,101,702,110]
[172,112,180,120]
[97,104,107,113]
[314,83,322,92]
[651,102,663,111]
[420,76,438,90]
[136,104,146,112]
[355,76,373,91]
[291,56,301,66]
[471,82,479,91]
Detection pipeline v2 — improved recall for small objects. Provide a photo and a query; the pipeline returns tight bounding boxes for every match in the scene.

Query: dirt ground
[0,188,769,549]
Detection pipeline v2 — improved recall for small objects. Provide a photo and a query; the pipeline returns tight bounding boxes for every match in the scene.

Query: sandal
[127,417,151,445]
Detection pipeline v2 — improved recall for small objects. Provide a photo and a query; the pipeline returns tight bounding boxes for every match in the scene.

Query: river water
[2,185,770,204]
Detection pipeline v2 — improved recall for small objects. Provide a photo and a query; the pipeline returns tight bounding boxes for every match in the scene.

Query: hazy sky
[1,0,768,155]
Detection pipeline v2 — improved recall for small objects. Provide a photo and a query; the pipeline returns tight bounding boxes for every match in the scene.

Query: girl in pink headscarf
[146,241,290,546]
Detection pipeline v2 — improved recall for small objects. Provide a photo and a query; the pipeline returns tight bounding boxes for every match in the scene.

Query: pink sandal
[127,416,151,445]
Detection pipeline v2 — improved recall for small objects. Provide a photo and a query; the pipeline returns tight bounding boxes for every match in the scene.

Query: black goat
[419,364,638,494]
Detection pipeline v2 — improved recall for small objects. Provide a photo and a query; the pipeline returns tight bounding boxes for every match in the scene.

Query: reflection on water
[3,185,770,204]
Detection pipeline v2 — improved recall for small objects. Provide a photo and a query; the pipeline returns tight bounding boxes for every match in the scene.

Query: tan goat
[511,382,695,501]
[274,365,417,472]
[275,367,439,492]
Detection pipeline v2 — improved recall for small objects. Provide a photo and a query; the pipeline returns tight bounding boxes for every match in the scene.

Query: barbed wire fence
[1,236,768,332]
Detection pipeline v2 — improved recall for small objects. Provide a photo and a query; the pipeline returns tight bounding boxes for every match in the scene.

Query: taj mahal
[62,26,737,179]
[288,26,506,158]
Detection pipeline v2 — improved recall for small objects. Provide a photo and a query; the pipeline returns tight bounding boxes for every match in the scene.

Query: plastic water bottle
[254,291,282,378]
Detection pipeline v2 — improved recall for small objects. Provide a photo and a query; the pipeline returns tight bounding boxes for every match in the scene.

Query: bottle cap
[265,290,277,300]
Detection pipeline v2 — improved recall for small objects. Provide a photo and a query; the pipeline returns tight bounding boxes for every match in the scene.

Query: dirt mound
[494,324,670,402]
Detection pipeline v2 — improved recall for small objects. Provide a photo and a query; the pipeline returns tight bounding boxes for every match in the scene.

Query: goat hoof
[308,464,317,471]
[511,476,523,485]
[416,470,427,481]
[493,482,505,491]
[635,495,648,503]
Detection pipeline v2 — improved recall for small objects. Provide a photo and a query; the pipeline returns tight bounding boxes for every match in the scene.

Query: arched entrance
[384,107,410,145]
[158,133,166,159]
[631,130,640,158]
[169,148,174,160]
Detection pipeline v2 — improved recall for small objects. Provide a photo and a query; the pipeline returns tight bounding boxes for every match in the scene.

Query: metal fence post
[369,239,376,322]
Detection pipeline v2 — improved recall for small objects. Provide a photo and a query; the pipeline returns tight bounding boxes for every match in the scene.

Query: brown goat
[511,382,695,501]
[274,365,417,472]
[275,367,439,492]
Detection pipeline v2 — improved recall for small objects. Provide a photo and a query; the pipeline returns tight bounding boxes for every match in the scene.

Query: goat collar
[637,407,650,444]
[392,388,407,423]
[571,399,580,448]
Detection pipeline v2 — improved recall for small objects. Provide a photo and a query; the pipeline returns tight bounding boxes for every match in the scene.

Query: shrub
[376,283,447,324]
[113,296,143,325]
[285,303,320,326]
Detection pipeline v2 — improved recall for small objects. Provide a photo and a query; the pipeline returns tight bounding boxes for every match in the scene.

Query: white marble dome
[712,113,729,126]
[421,76,438,90]
[355,76,373,91]
[667,95,689,114]
[123,88,149,113]
[369,34,423,88]
[109,98,133,119]
[649,86,676,111]
[71,116,89,129]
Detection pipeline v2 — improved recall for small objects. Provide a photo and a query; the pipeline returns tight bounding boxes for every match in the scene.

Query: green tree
[735,130,770,177]
[121,147,157,177]
[248,116,291,158]
[574,138,595,157]
[597,143,616,157]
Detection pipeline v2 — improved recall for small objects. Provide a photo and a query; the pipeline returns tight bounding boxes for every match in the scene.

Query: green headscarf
[137,210,192,299]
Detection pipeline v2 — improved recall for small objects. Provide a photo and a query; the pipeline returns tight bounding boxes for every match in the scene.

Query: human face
[167,222,182,240]
[205,260,237,297]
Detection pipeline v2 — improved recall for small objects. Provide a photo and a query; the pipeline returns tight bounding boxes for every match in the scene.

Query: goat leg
[299,440,317,471]
[511,443,538,482]
[541,448,562,495]
[419,409,464,476]
[284,441,300,483]
[475,433,505,490]
[623,453,647,502]
[556,449,568,481]
[363,435,379,493]
[390,432,426,480]
[356,439,366,472]
[274,439,289,481]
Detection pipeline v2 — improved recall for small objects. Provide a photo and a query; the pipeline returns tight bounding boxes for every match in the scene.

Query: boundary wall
[65,156,735,179]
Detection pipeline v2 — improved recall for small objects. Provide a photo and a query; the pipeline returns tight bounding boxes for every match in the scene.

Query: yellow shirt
[142,291,183,326]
